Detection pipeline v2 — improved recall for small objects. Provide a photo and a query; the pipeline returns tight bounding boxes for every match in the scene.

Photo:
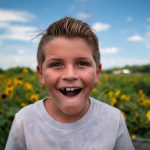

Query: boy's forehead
[43,40,94,61]
[44,50,94,60]
[44,37,93,53]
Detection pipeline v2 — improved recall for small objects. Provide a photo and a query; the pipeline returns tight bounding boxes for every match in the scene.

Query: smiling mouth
[59,88,82,97]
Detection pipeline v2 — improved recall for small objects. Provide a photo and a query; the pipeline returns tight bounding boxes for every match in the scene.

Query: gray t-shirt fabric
[5,97,134,150]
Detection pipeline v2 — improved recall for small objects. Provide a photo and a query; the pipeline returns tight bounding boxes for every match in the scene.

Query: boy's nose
[61,65,78,81]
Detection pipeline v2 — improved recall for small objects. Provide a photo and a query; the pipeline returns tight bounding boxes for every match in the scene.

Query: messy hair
[37,17,100,68]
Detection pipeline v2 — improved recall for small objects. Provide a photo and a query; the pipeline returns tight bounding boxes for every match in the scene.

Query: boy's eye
[49,62,63,69]
[77,61,90,67]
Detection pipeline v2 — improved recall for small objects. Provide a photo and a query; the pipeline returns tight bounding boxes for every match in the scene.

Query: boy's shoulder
[15,99,43,121]
[91,97,121,117]
[90,97,123,129]
[91,97,119,110]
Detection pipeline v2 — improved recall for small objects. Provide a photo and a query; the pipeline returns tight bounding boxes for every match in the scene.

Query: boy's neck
[43,98,90,123]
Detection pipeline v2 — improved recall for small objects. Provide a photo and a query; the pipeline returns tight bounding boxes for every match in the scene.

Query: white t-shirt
[5,97,134,150]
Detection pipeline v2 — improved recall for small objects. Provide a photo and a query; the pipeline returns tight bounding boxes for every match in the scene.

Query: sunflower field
[0,66,150,149]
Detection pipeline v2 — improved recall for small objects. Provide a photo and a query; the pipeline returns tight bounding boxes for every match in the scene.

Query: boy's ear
[95,64,102,83]
[37,66,45,85]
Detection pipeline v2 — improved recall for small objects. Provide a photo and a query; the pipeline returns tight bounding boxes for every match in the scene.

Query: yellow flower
[138,89,144,97]
[14,79,22,86]
[22,68,29,74]
[115,90,121,97]
[108,91,113,98]
[0,108,4,114]
[20,102,27,107]
[111,98,117,106]
[24,83,33,91]
[146,110,150,121]
[30,94,39,102]
[5,84,14,95]
[92,88,98,93]
[131,134,137,139]
[140,99,150,106]
[121,94,129,102]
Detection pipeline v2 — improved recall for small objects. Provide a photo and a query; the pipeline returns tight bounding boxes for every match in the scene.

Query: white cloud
[77,12,91,20]
[92,22,111,32]
[147,17,150,22]
[0,52,37,70]
[0,9,35,23]
[0,25,38,41]
[146,26,150,30]
[127,16,133,22]
[0,22,10,29]
[101,47,118,54]
[17,49,26,55]
[144,31,150,49]
[9,25,36,33]
[127,34,144,43]
[126,26,150,49]
[0,9,38,42]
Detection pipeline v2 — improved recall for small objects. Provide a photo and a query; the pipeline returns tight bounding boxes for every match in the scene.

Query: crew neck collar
[37,97,95,130]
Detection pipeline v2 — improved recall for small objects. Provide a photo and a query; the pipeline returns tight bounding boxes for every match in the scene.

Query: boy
[5,17,134,150]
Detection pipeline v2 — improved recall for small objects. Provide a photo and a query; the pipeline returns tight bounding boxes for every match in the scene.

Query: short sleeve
[5,114,26,150]
[114,112,135,150]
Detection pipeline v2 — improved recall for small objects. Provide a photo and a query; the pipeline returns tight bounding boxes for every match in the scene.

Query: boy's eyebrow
[75,57,91,60]
[48,57,90,60]
[46,57,91,63]
[47,58,63,61]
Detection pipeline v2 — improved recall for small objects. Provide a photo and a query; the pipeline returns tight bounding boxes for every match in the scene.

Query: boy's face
[38,37,101,118]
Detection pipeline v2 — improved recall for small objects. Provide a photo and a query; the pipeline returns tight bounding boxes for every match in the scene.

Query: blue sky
[0,0,150,70]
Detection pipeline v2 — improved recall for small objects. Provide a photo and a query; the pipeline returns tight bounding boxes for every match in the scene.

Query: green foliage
[124,64,150,73]
[0,68,4,74]
[91,73,150,139]
[0,67,150,149]
[0,67,48,148]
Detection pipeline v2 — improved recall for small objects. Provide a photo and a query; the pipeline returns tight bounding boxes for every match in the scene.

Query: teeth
[60,88,79,91]
[59,87,82,96]
[66,88,71,91]
[66,88,77,91]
